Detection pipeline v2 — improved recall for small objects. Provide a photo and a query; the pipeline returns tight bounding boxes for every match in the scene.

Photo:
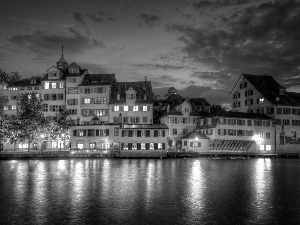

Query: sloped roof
[79,74,116,86]
[167,108,183,116]
[122,124,168,129]
[180,131,209,139]
[7,77,42,87]
[240,74,300,106]
[210,111,274,120]
[109,81,154,104]
[190,98,211,107]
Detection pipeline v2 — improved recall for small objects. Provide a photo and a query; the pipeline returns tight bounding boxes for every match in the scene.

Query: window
[117,94,120,100]
[133,106,138,111]
[277,107,282,115]
[233,92,240,99]
[128,94,134,99]
[145,130,150,137]
[67,109,77,115]
[247,120,252,126]
[34,86,39,90]
[12,105,16,110]
[266,145,271,151]
[132,117,139,123]
[11,95,17,100]
[137,130,141,137]
[82,109,90,117]
[143,117,147,123]
[172,117,178,123]
[190,142,201,147]
[237,119,245,126]
[20,87,25,90]
[42,104,48,112]
[68,87,78,94]
[257,107,264,114]
[183,129,188,135]
[113,117,119,124]
[84,98,91,104]
[263,121,270,126]
[182,118,187,123]
[94,97,107,104]
[143,106,148,111]
[68,78,76,83]
[245,98,253,106]
[154,130,159,137]
[245,89,253,97]
[184,141,187,146]
[282,119,290,125]
[128,130,133,137]
[77,143,83,149]
[84,88,90,94]
[246,130,254,136]
[114,106,119,111]
[68,99,78,105]
[266,132,271,139]
[51,83,57,89]
[218,129,227,136]
[123,117,128,124]
[283,108,291,115]
[27,87,32,90]
[260,145,265,151]
[233,101,240,108]
[58,94,63,100]
[193,118,197,124]
[266,107,273,114]
[228,119,236,125]
[258,98,264,104]
[87,129,94,136]
[44,82,49,89]
[123,106,128,111]
[260,132,265,138]
[228,129,236,136]
[173,129,177,135]
[240,81,247,89]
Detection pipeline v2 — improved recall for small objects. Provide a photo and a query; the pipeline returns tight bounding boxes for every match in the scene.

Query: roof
[109,81,154,104]
[121,124,169,129]
[7,77,42,87]
[190,98,211,107]
[167,108,183,116]
[235,74,300,106]
[168,87,177,94]
[210,111,274,120]
[180,131,209,139]
[79,74,116,86]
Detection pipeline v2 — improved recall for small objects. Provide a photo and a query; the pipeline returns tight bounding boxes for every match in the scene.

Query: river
[0,158,300,224]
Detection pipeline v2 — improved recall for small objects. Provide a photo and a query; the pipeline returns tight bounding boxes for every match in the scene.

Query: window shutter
[218,118,221,124]
[131,117,133,123]
[75,109,77,114]
[162,143,165,150]
[112,106,115,112]
[73,130,77,136]
[82,98,84,104]
[233,130,236,136]
[75,99,78,105]
[90,98,94,104]
[137,117,140,123]
[233,119,236,125]
[82,130,86,136]
[120,106,124,111]
[122,130,124,137]
[67,99,70,105]
[218,129,221,135]
[106,129,109,136]
[147,106,150,111]
[129,106,133,111]
[139,106,143,111]
[257,98,259,104]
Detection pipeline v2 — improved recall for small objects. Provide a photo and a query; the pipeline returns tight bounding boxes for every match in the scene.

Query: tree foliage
[0,96,9,143]
[9,92,49,151]
[0,69,21,82]
[210,104,226,114]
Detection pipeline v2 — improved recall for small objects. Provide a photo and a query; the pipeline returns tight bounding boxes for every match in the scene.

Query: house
[230,73,300,153]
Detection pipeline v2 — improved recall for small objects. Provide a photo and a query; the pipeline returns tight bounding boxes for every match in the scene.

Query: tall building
[230,73,300,153]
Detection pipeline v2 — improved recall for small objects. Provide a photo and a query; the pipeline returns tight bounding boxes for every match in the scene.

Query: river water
[0,158,300,225]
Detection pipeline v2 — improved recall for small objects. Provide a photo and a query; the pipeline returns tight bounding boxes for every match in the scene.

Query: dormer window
[240,81,247,89]
[52,72,57,77]
[69,67,78,74]
[143,95,147,100]
[117,94,120,100]
[128,94,134,100]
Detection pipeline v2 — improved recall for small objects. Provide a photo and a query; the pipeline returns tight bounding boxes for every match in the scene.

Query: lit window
[77,143,83,149]
[45,82,49,89]
[260,145,265,151]
[133,106,138,111]
[124,106,128,111]
[84,98,90,104]
[141,143,145,150]
[259,98,264,104]
[114,106,119,111]
[4,106,8,111]
[59,82,64,89]
[18,143,28,149]
[89,143,95,149]
[260,131,265,138]
[52,83,56,89]
[143,106,147,111]
[266,145,271,151]
[12,105,16,110]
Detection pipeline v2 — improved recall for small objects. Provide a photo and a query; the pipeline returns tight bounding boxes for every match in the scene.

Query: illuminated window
[77,143,83,149]
[260,131,265,138]
[59,82,64,89]
[18,143,28,149]
[150,143,154,150]
[84,98,90,104]
[260,145,265,151]
[124,106,128,111]
[51,83,57,89]
[158,143,163,150]
[4,106,8,111]
[89,143,95,149]
[114,106,119,111]
[258,98,264,104]
[133,106,138,111]
[45,82,49,89]
[141,143,145,150]
[12,105,16,110]
[143,106,147,111]
[266,145,271,151]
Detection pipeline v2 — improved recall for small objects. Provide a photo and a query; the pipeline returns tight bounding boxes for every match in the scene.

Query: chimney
[167,105,170,113]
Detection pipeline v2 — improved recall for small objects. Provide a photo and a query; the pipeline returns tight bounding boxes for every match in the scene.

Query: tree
[49,109,72,151]
[0,96,9,146]
[10,92,49,151]
[0,69,20,82]
[210,104,226,114]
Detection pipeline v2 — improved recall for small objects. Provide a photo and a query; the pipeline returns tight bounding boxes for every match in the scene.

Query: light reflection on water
[1,158,300,224]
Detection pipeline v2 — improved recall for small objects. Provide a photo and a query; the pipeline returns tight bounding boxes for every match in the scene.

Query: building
[230,74,300,153]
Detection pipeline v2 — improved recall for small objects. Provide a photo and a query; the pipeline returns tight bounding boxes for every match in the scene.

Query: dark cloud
[193,0,253,8]
[73,12,86,25]
[139,13,160,27]
[169,0,300,94]
[132,63,184,70]
[7,27,105,59]
[86,11,116,23]
[77,62,109,74]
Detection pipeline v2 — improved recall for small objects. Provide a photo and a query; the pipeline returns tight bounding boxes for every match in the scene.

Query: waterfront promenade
[1,149,300,159]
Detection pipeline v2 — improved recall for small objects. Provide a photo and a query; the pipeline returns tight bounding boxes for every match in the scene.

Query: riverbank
[1,150,300,159]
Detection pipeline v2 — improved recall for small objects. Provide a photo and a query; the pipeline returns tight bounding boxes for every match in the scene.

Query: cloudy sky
[1,0,300,106]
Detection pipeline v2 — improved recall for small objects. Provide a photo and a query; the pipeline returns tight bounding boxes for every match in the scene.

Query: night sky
[1,0,300,106]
